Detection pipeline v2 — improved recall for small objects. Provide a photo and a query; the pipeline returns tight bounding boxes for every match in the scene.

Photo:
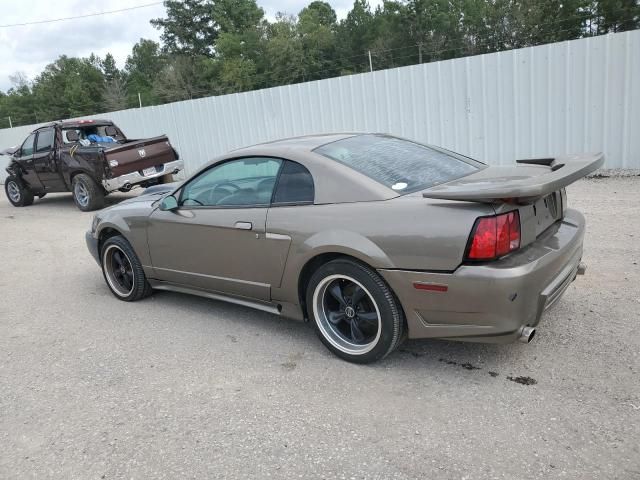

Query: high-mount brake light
[466,211,521,261]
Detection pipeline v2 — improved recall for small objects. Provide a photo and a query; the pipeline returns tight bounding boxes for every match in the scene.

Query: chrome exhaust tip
[577,262,587,275]
[519,326,536,344]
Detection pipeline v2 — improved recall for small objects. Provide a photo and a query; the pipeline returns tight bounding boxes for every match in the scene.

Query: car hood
[101,184,179,217]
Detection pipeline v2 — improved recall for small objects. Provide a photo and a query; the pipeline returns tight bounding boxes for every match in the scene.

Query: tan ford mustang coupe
[86,134,602,363]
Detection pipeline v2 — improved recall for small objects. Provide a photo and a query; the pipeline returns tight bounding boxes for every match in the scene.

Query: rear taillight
[466,211,520,261]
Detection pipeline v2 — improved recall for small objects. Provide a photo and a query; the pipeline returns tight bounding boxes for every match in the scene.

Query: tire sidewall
[306,259,402,364]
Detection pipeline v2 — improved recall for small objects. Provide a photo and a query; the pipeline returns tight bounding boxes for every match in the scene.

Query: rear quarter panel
[269,195,494,304]
[58,147,106,188]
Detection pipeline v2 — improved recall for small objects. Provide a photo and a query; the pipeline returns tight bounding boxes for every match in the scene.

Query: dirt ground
[0,177,638,479]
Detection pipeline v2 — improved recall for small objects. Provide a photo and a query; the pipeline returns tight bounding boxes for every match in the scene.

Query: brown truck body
[3,119,183,210]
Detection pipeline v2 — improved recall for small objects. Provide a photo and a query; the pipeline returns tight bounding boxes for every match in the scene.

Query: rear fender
[59,148,107,189]
[273,229,394,305]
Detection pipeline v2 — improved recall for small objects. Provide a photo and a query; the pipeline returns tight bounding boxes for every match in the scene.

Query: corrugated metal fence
[1,30,639,183]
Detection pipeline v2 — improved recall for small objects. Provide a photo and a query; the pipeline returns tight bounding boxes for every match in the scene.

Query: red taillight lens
[466,211,521,260]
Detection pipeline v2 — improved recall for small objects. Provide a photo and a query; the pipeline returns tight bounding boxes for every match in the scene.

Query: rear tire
[72,173,104,211]
[100,235,153,302]
[306,258,405,364]
[4,176,34,207]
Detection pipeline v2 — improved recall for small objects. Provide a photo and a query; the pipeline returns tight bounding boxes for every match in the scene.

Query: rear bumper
[379,209,586,343]
[102,159,183,192]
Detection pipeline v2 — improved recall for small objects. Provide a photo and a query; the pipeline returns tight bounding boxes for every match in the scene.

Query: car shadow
[129,286,527,376]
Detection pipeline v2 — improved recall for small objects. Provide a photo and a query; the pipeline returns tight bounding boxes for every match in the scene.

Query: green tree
[594,0,640,33]
[151,0,220,56]
[125,39,164,107]
[298,2,339,80]
[336,1,376,73]
[152,0,265,56]
[32,56,105,120]
[153,56,215,102]
[264,14,306,86]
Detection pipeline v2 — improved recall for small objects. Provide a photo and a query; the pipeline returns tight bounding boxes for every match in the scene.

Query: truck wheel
[158,173,174,184]
[4,176,34,207]
[72,173,105,211]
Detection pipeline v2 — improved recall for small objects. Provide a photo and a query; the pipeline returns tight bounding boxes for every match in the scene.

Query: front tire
[101,235,152,301]
[4,176,34,207]
[72,173,104,211]
[306,258,405,364]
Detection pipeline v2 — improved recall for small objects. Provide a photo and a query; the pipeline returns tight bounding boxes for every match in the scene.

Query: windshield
[314,134,482,194]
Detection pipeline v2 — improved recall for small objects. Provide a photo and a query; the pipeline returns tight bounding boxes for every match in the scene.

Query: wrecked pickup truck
[3,119,182,211]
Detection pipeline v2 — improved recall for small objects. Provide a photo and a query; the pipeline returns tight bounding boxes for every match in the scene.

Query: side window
[180,157,282,207]
[20,134,36,157]
[273,161,315,205]
[36,129,55,153]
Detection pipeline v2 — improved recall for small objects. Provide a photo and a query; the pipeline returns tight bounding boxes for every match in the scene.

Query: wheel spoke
[112,251,124,267]
[328,311,346,325]
[351,285,367,305]
[329,283,347,308]
[121,272,132,290]
[349,319,365,343]
[357,311,378,324]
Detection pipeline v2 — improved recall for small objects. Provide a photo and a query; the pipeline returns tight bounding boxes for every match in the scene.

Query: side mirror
[105,126,117,136]
[66,130,79,142]
[159,195,179,211]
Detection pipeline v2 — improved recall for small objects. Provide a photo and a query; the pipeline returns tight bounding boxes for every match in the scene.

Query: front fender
[94,215,152,268]
[6,160,21,177]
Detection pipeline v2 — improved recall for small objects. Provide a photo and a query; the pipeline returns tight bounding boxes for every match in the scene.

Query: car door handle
[234,222,252,230]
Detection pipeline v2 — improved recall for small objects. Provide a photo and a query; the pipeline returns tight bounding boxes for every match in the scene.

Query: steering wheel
[214,182,240,192]
[183,198,204,206]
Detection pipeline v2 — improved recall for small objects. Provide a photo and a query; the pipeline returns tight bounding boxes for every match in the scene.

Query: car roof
[232,133,360,154]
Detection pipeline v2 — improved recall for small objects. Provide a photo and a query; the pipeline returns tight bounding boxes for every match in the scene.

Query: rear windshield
[315,134,481,193]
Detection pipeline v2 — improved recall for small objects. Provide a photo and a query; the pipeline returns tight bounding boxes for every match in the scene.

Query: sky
[0,0,383,92]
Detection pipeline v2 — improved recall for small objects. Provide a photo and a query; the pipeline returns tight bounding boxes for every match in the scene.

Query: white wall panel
[1,31,639,184]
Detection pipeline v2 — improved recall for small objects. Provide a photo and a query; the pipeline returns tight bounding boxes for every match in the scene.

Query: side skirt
[148,279,282,315]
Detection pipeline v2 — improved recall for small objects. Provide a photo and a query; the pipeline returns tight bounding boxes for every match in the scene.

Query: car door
[32,128,66,192]
[15,133,43,191]
[147,157,292,301]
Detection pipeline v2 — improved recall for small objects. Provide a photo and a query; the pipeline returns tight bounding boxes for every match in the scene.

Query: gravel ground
[0,178,638,480]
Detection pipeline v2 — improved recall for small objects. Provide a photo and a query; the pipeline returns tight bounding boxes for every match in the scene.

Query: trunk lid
[423,153,603,247]
[422,153,603,204]
[104,135,177,178]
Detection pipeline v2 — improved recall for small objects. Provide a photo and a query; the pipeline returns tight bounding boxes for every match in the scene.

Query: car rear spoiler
[422,153,604,204]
